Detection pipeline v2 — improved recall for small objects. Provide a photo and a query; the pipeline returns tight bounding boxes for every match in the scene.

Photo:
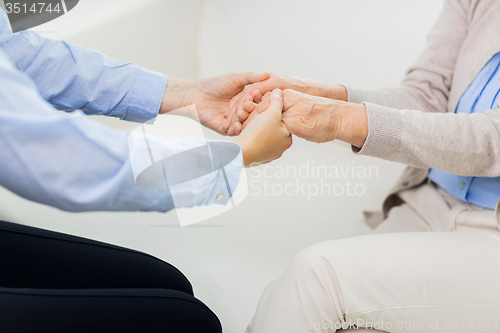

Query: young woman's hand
[233,89,292,167]
[159,73,269,135]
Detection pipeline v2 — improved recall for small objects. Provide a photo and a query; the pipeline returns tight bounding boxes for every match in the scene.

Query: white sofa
[0,1,443,331]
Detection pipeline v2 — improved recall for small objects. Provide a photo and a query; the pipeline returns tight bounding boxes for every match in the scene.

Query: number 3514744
[5,2,62,14]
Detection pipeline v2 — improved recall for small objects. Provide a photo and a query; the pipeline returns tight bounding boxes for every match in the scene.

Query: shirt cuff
[168,143,243,208]
[352,102,403,161]
[123,67,168,123]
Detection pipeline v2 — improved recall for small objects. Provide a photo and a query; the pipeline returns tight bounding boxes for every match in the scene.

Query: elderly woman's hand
[240,89,368,148]
[227,73,348,135]
[282,89,368,147]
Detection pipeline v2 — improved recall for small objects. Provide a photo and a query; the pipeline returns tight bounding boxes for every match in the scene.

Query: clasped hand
[226,73,368,148]
[161,72,367,167]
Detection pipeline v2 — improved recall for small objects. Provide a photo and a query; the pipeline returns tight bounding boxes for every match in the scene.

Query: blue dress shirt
[428,52,500,209]
[0,9,242,213]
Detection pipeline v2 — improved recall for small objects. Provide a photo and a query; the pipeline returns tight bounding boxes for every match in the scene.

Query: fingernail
[272,88,283,99]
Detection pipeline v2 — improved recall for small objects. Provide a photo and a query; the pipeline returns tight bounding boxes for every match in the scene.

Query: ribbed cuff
[344,86,369,104]
[124,67,168,123]
[353,103,403,161]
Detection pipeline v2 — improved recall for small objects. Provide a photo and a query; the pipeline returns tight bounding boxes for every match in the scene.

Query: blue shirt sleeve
[0,27,243,213]
[0,8,165,123]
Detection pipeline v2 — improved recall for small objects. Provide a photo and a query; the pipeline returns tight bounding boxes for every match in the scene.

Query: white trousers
[245,183,500,333]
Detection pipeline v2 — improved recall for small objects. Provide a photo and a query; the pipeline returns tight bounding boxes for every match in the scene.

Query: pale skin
[233,89,292,166]
[227,73,348,135]
[159,73,270,134]
[159,71,367,166]
[229,73,369,148]
[159,73,291,167]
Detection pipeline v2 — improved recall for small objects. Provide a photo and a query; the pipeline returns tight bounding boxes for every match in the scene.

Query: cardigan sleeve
[353,102,500,177]
[345,1,500,178]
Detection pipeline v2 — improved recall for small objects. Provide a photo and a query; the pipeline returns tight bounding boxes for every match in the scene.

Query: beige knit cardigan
[346,0,500,227]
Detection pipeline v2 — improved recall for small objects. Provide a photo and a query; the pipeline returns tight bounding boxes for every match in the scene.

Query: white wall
[0,1,443,332]
[199,0,443,88]
[36,0,203,79]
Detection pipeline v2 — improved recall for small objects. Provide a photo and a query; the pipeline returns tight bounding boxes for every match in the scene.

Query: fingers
[234,90,260,124]
[267,89,289,135]
[282,88,301,110]
[228,73,274,134]
[226,73,269,133]
[225,91,241,117]
[231,89,258,126]
[233,99,258,135]
[232,93,261,135]
[237,109,249,122]
[228,94,253,134]
[228,73,284,136]
[234,88,293,166]
[261,91,272,101]
[231,76,272,117]
[281,90,306,136]
[243,100,257,112]
[240,99,257,118]
[233,122,243,136]
[267,89,284,116]
[227,126,237,137]
[251,89,263,104]
[224,91,245,131]
[242,98,271,131]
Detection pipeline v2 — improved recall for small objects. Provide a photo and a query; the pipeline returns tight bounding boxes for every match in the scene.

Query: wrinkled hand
[281,89,344,143]
[249,89,343,143]
[160,73,269,135]
[233,89,292,166]
[226,73,348,135]
[239,89,368,147]
[282,89,369,147]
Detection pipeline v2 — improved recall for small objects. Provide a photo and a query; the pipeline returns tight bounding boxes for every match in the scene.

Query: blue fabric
[428,52,500,209]
[0,9,242,213]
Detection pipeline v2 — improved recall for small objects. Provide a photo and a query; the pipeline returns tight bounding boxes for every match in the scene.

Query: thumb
[267,88,284,119]
[231,72,270,88]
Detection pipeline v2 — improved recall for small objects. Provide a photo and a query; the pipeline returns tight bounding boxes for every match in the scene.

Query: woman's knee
[289,242,343,277]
